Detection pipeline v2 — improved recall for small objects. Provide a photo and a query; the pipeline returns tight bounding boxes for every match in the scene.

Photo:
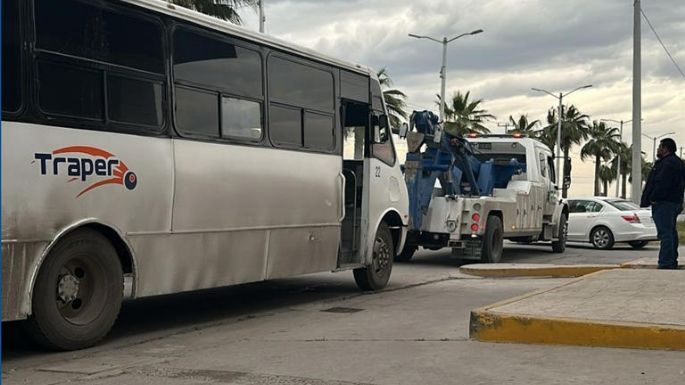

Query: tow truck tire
[354,222,393,291]
[25,229,123,351]
[552,214,568,253]
[395,244,417,262]
[480,216,503,263]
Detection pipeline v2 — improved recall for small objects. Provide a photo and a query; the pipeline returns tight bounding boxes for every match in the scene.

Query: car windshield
[605,200,640,211]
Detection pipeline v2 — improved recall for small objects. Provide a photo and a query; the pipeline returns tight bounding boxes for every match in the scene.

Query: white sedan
[566,197,658,249]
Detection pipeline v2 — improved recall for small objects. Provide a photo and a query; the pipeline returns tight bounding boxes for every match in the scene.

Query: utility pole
[258,1,265,33]
[631,0,642,204]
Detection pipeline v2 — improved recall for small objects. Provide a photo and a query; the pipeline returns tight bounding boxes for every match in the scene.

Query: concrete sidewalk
[470,269,685,351]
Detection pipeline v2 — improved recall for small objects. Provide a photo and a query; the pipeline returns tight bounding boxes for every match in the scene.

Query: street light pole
[409,29,483,123]
[258,1,265,33]
[531,85,592,191]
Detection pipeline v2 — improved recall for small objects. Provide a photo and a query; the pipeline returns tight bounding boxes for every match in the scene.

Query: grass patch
[679,221,685,243]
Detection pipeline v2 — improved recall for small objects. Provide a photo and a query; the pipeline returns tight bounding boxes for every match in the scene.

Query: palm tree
[438,91,495,136]
[581,121,621,196]
[508,114,539,135]
[169,0,257,23]
[377,68,408,129]
[539,105,590,198]
[598,164,615,197]
[609,142,630,198]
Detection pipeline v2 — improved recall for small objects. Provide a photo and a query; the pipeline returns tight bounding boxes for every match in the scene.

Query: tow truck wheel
[25,229,123,350]
[480,216,503,263]
[552,214,568,253]
[354,222,394,291]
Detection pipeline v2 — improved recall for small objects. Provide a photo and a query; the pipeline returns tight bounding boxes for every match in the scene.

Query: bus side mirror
[374,115,390,143]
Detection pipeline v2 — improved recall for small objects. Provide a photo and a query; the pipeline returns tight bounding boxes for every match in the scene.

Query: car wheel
[354,222,393,291]
[628,240,649,249]
[25,229,123,350]
[590,226,615,250]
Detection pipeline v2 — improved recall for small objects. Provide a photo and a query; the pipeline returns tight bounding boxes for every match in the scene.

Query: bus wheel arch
[354,220,395,291]
[26,226,127,350]
[380,210,404,255]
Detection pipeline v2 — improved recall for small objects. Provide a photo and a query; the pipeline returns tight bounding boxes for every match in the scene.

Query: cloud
[239,0,685,198]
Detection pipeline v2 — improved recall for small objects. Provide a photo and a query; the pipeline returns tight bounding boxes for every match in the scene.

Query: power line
[640,7,685,79]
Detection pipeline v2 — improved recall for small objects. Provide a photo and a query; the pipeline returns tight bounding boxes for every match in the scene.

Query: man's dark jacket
[641,153,685,207]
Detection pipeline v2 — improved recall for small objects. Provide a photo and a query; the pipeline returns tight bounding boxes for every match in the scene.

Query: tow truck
[396,111,569,262]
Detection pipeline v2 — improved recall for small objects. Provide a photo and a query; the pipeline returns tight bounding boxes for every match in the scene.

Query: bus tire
[480,215,503,263]
[354,222,393,291]
[25,229,123,351]
[552,214,568,253]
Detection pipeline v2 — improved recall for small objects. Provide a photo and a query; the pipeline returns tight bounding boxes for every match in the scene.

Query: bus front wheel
[354,222,393,291]
[26,229,123,351]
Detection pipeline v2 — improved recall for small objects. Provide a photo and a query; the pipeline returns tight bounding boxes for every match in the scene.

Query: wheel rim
[55,256,108,325]
[593,229,610,248]
[373,235,391,278]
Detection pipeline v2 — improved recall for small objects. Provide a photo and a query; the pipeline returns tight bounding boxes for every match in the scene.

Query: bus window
[35,0,164,74]
[221,97,262,140]
[173,28,262,98]
[269,104,301,147]
[304,112,334,150]
[37,61,103,120]
[2,0,22,113]
[175,86,219,137]
[108,75,163,127]
[269,56,333,112]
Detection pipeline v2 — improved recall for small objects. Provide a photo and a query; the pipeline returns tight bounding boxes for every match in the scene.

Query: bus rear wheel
[25,229,123,351]
[354,222,393,291]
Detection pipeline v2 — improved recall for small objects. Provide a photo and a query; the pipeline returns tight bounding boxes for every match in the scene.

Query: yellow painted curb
[470,310,685,351]
[469,270,685,351]
[459,264,618,278]
[620,258,685,270]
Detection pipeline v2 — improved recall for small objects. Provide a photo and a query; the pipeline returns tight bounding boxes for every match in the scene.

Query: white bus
[2,0,409,350]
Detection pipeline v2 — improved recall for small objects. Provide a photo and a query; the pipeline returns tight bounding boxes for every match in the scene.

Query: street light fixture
[601,118,633,197]
[531,85,593,189]
[408,29,483,126]
[642,131,676,162]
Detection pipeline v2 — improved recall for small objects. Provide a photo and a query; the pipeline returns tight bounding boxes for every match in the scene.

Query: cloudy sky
[240,0,684,198]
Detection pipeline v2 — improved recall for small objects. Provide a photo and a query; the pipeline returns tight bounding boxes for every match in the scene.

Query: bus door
[340,100,369,265]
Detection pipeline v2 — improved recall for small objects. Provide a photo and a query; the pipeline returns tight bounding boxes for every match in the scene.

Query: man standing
[641,138,685,269]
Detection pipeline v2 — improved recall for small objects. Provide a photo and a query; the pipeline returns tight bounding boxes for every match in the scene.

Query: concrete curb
[470,310,685,351]
[459,263,619,278]
[469,270,685,351]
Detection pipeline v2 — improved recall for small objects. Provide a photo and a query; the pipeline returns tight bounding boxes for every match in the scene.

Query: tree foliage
[169,0,257,23]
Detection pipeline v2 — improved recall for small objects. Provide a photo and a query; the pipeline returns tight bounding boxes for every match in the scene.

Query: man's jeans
[652,201,682,269]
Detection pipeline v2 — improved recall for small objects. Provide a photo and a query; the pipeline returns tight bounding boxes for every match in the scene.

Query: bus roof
[124,0,375,78]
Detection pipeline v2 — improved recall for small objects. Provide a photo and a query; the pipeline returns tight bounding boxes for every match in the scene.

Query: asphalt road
[4,242,684,385]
